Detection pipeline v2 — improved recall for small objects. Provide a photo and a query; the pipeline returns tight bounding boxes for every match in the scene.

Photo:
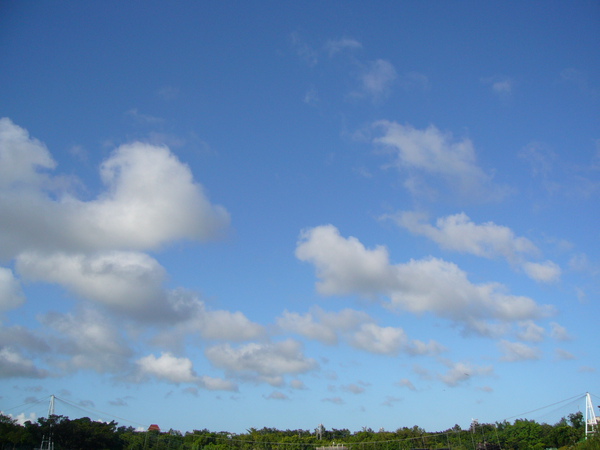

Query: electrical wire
[501,393,586,422]
[53,396,147,428]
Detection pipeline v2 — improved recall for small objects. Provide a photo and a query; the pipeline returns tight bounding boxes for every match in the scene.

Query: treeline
[0,411,598,450]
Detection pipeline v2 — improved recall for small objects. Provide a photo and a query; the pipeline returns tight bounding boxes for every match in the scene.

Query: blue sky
[0,0,599,434]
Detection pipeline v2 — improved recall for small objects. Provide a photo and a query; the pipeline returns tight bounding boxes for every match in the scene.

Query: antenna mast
[48,394,55,417]
[585,392,598,439]
[40,395,55,450]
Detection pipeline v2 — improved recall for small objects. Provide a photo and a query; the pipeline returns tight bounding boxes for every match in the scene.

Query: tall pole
[48,394,55,417]
[585,392,598,439]
[40,395,55,450]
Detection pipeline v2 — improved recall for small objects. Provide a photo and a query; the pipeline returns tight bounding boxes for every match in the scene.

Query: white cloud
[493,80,512,94]
[109,398,129,406]
[41,309,132,373]
[137,352,198,383]
[277,307,371,345]
[196,308,266,341]
[361,60,397,99]
[16,251,172,319]
[395,378,417,391]
[519,142,557,179]
[322,396,344,405]
[125,108,165,125]
[296,225,553,335]
[569,253,594,273]
[396,378,416,391]
[83,142,229,249]
[438,361,493,387]
[341,383,365,394]
[290,379,307,390]
[499,340,541,361]
[279,306,444,356]
[152,293,266,347]
[277,310,338,345]
[303,86,319,105]
[398,72,430,91]
[0,120,230,259]
[373,121,507,201]
[382,395,403,407]
[555,348,575,360]
[481,76,514,96]
[266,391,289,400]
[290,32,318,66]
[349,323,443,356]
[0,326,50,359]
[522,261,562,283]
[0,267,25,312]
[390,211,538,263]
[0,347,47,378]
[296,225,397,298]
[136,353,237,391]
[325,37,362,56]
[516,321,545,342]
[205,340,318,386]
[407,340,446,356]
[350,323,408,355]
[390,211,561,283]
[198,375,238,391]
[0,118,236,348]
[157,86,180,101]
[0,118,56,189]
[11,412,38,426]
[560,68,596,96]
[550,322,571,341]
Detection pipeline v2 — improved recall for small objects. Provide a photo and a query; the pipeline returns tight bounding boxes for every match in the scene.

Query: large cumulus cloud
[0,118,229,259]
[296,225,553,336]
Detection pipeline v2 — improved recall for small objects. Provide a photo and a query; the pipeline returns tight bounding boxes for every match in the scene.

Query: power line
[501,392,586,422]
[1,395,52,415]
[53,396,148,428]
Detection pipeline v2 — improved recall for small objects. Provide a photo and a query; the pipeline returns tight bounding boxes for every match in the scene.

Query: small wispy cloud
[125,108,165,125]
[360,59,397,100]
[550,322,571,341]
[325,37,362,56]
[560,68,597,96]
[322,396,345,405]
[265,391,289,400]
[157,86,180,101]
[516,321,545,343]
[499,340,541,362]
[341,383,365,394]
[303,86,319,105]
[438,361,493,387]
[382,395,402,407]
[481,76,514,98]
[373,121,510,202]
[395,378,416,391]
[522,260,561,283]
[398,72,430,92]
[555,348,575,361]
[109,397,129,406]
[290,32,318,66]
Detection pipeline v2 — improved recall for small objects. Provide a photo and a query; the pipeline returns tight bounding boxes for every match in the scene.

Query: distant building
[148,424,161,432]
